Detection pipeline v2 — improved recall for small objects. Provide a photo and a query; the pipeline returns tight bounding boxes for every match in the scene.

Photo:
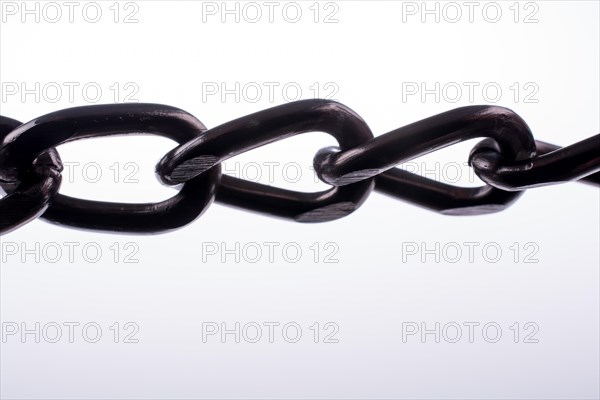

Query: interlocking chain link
[1,99,598,234]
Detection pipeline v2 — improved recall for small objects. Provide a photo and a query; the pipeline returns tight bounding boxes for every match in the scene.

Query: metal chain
[0,99,598,235]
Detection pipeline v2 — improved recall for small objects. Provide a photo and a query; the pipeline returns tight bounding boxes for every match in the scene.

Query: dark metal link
[0,100,598,234]
[313,106,536,215]
[0,104,220,233]
[0,116,63,234]
[470,134,600,190]
[157,99,376,222]
[374,169,524,215]
[314,105,536,184]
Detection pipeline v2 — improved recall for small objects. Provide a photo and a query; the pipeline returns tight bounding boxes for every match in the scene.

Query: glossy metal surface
[1,100,598,234]
[470,134,600,190]
[0,117,63,234]
[158,99,375,222]
[313,105,537,215]
[374,169,523,215]
[0,104,220,233]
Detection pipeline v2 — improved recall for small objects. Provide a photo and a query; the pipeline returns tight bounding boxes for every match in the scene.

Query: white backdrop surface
[0,1,599,399]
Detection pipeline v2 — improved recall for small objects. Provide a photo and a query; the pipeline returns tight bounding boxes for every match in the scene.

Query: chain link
[1,99,598,234]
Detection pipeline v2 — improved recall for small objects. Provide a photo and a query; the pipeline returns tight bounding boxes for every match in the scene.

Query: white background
[0,1,599,399]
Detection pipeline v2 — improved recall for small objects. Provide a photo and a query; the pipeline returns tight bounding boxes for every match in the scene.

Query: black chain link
[0,99,598,235]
